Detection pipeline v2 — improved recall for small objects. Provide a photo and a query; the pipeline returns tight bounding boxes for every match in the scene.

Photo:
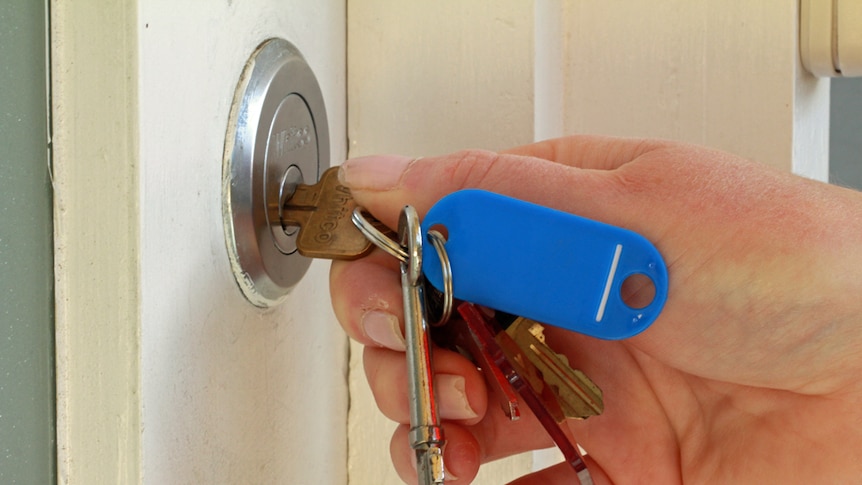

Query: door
[51,1,347,483]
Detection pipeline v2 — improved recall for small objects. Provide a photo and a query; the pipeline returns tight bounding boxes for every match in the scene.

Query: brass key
[454,303,593,481]
[506,317,603,420]
[275,166,379,260]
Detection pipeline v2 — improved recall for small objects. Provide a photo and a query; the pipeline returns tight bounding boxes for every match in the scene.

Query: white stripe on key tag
[421,190,668,340]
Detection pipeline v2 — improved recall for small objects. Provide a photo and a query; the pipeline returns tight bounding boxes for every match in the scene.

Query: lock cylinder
[222,38,329,307]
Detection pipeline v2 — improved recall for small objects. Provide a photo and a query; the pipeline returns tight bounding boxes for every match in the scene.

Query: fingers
[338,150,608,231]
[329,249,404,350]
[386,413,613,485]
[500,134,672,171]
[337,136,678,242]
[368,325,686,480]
[387,414,560,484]
[365,343,569,465]
[390,423,482,484]
[331,135,680,352]
[364,346,488,425]
[507,457,611,485]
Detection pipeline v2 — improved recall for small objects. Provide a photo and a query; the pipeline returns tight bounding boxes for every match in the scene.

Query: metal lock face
[223,38,329,307]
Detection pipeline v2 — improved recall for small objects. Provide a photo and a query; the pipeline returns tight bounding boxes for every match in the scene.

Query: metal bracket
[222,38,329,307]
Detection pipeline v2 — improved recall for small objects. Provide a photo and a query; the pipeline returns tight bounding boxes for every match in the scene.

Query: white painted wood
[51,2,141,483]
[558,1,830,180]
[348,0,536,158]
[53,1,348,484]
[534,0,566,141]
[138,2,347,483]
[348,1,832,483]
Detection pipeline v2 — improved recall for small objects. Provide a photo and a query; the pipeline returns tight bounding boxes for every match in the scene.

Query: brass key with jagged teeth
[275,166,384,260]
[453,303,593,481]
[505,317,604,420]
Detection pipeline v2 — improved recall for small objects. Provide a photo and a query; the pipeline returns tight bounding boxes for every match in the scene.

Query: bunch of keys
[276,167,669,484]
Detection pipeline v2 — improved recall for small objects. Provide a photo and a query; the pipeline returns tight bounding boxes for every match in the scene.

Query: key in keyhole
[278,165,304,237]
[274,166,384,260]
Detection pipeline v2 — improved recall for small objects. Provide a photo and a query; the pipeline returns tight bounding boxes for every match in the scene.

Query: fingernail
[339,155,415,190]
[362,310,406,351]
[409,444,461,482]
[436,374,479,421]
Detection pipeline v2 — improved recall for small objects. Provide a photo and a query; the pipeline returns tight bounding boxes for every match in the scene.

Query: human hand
[330,135,862,483]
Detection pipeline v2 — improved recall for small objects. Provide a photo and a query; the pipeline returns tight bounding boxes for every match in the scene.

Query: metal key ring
[426,230,453,327]
[398,206,423,286]
[352,207,408,263]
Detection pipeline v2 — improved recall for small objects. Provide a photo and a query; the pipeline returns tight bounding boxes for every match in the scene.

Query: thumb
[339,149,584,228]
[339,140,662,234]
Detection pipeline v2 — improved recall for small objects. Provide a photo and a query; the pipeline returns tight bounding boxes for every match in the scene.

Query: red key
[452,302,592,481]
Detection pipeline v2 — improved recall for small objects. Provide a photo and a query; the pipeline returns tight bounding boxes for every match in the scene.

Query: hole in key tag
[421,190,669,340]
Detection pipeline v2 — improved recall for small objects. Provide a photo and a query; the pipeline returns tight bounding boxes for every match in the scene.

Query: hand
[330,135,862,483]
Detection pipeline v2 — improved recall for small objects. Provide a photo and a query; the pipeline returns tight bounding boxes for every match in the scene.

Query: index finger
[337,135,672,231]
[501,135,671,170]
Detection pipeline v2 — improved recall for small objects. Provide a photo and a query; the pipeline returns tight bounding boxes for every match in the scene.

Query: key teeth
[507,318,605,420]
[527,322,546,343]
[281,166,380,259]
[533,348,604,418]
[553,349,570,367]
[451,303,594,479]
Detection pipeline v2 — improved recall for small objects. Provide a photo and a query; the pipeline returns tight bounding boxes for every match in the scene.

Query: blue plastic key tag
[421,190,668,340]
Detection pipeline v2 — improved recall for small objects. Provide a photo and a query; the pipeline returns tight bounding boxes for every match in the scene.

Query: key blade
[281,167,374,260]
[439,313,521,420]
[494,321,569,424]
[507,318,604,419]
[530,344,603,418]
[456,303,591,480]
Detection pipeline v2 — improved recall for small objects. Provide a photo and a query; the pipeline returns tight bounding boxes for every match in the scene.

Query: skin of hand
[329,135,862,484]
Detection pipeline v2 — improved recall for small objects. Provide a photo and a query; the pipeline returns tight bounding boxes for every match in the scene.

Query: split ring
[352,207,408,263]
[426,230,453,327]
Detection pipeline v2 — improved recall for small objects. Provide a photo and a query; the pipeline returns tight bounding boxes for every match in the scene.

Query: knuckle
[448,149,502,189]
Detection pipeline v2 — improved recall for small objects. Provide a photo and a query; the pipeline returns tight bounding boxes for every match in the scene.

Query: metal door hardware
[223,38,329,307]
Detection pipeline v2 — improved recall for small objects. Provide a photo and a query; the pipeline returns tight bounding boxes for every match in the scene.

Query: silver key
[399,206,446,484]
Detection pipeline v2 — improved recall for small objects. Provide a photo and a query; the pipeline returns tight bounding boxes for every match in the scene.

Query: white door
[52,2,347,483]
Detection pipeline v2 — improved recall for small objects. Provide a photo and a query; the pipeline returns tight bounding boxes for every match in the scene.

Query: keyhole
[278,165,303,237]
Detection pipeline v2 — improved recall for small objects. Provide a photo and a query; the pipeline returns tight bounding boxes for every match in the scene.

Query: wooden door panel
[53,1,347,483]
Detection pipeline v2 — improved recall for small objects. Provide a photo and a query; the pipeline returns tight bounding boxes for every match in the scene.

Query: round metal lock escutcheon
[222,38,329,307]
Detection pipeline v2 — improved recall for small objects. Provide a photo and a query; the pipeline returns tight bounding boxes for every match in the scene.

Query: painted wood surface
[53,1,348,483]
[557,1,829,180]
[52,2,142,483]
[348,0,536,158]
